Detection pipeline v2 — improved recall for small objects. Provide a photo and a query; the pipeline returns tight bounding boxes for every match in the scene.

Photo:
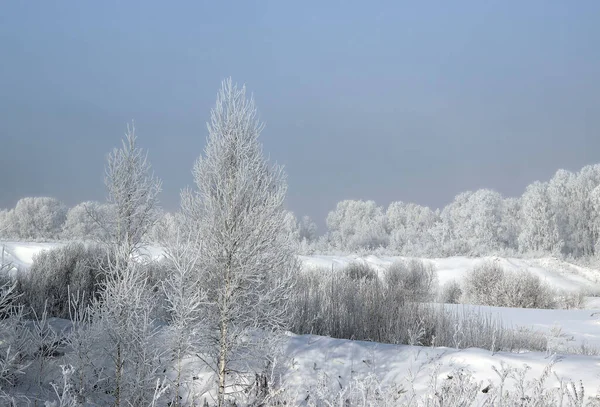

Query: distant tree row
[0,199,113,241]
[289,164,600,258]
[3,165,600,259]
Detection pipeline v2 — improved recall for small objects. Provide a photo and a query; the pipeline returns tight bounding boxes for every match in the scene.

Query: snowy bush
[464,261,556,308]
[290,267,547,352]
[384,259,437,303]
[0,281,29,392]
[438,279,463,304]
[16,243,110,319]
[344,261,378,280]
[554,289,587,310]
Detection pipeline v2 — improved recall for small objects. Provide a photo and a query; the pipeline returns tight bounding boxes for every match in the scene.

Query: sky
[1,1,599,229]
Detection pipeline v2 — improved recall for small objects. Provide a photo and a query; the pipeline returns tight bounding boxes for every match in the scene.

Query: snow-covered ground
[279,333,600,404]
[1,241,64,272]
[301,254,600,296]
[3,242,600,403]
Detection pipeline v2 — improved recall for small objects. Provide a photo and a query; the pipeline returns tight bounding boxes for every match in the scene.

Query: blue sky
[1,1,599,227]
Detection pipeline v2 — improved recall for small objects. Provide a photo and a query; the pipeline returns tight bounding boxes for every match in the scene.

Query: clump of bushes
[438,279,463,304]
[290,260,547,352]
[343,261,378,280]
[16,243,111,319]
[384,259,437,303]
[464,261,555,309]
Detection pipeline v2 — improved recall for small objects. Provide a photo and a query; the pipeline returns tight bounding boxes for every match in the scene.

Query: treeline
[287,165,600,258]
[3,164,600,259]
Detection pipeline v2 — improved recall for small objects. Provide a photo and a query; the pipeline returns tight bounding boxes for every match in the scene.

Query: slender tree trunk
[218,317,228,407]
[175,346,182,407]
[115,341,122,407]
[218,259,233,407]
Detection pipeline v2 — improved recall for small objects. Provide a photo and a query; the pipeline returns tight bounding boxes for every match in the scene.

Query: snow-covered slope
[5,241,600,295]
[300,254,600,294]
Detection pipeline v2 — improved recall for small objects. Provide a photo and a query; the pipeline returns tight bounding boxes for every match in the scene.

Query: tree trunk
[217,316,228,407]
[114,341,122,407]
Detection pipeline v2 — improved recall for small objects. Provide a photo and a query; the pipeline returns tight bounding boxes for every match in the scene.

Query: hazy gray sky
[1,1,599,227]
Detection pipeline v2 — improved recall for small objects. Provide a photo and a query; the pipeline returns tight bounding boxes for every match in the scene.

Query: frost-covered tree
[298,215,318,243]
[500,197,521,251]
[181,79,298,407]
[282,210,300,243]
[569,165,600,256]
[0,210,9,238]
[161,229,205,405]
[547,169,575,254]
[386,201,439,256]
[10,197,67,240]
[62,201,113,241]
[281,212,318,254]
[326,200,388,251]
[518,181,561,254]
[591,185,600,255]
[103,123,162,257]
[439,190,505,255]
[88,124,163,406]
[149,211,180,245]
[465,189,505,253]
[438,192,473,254]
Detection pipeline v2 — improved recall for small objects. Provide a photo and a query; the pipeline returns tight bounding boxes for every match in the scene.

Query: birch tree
[181,79,298,407]
[87,123,163,406]
[104,123,162,257]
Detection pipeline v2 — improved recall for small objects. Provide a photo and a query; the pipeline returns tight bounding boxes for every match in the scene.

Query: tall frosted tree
[570,165,600,256]
[387,201,439,256]
[104,123,162,257]
[518,181,561,254]
[88,124,163,406]
[181,79,298,406]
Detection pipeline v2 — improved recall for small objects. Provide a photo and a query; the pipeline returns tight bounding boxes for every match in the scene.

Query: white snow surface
[279,333,600,403]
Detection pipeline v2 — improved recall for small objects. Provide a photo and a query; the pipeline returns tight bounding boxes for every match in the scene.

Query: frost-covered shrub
[343,261,377,280]
[464,261,555,308]
[17,243,110,319]
[503,270,556,309]
[438,279,463,304]
[385,259,437,303]
[290,267,547,352]
[554,289,586,309]
[0,281,29,390]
